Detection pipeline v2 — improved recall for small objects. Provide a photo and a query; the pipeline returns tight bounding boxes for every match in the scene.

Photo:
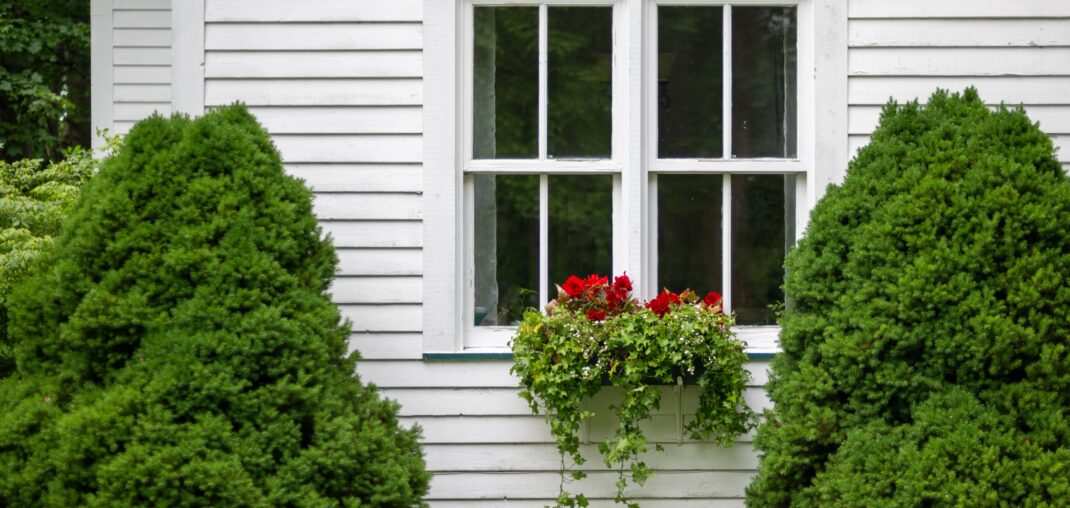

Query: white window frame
[423,0,848,355]
[461,0,628,348]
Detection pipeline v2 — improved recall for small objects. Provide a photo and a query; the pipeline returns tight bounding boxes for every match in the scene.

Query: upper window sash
[646,0,811,173]
[460,0,624,172]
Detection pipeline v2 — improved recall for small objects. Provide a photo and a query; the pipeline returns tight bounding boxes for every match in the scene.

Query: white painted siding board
[430,501,745,508]
[286,164,422,193]
[205,51,422,79]
[114,0,168,9]
[357,361,772,389]
[114,47,171,65]
[205,0,422,22]
[274,135,422,164]
[204,79,423,106]
[113,102,171,120]
[337,248,423,276]
[114,65,171,83]
[381,387,770,417]
[341,304,423,333]
[113,28,172,46]
[349,333,423,360]
[113,84,170,102]
[206,23,422,51]
[427,471,753,500]
[330,276,422,304]
[320,221,422,248]
[313,193,422,220]
[849,18,1070,48]
[848,76,1070,105]
[405,414,754,446]
[112,121,136,135]
[113,9,171,28]
[849,47,1070,77]
[850,0,1070,19]
[251,107,422,134]
[422,443,760,472]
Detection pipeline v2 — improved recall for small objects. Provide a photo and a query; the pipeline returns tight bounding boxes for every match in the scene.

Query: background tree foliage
[0,0,90,161]
[0,143,104,376]
[0,106,429,506]
[747,89,1070,506]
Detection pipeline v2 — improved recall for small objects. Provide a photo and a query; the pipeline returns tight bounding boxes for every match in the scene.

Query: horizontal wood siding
[202,7,431,458]
[112,0,170,134]
[848,1,1070,169]
[199,0,765,504]
[360,360,772,504]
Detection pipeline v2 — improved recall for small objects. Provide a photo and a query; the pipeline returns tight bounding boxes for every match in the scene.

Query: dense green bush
[0,106,429,506]
[747,89,1070,506]
[0,145,99,375]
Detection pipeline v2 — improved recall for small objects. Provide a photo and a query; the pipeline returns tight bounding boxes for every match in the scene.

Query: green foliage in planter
[0,143,107,375]
[0,106,429,506]
[512,277,754,507]
[747,89,1070,506]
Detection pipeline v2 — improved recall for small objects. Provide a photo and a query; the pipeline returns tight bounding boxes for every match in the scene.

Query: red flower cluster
[645,290,680,317]
[557,273,635,321]
[555,273,724,321]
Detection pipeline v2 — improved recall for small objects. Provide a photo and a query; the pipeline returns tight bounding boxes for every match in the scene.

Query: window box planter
[511,274,756,507]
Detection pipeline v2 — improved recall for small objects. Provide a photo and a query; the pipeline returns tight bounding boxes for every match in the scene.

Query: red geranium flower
[703,291,723,308]
[562,275,585,298]
[584,274,608,288]
[645,290,679,317]
[586,309,606,322]
[613,274,632,293]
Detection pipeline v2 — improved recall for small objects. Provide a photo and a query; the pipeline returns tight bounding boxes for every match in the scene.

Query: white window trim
[422,0,848,355]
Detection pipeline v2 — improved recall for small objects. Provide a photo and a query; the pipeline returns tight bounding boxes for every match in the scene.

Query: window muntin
[464,1,806,348]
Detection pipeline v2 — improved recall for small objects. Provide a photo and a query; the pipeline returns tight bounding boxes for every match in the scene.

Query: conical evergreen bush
[747,89,1070,506]
[0,105,429,506]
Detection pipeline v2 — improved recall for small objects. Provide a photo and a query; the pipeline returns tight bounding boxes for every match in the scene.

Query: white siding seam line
[91,0,115,150]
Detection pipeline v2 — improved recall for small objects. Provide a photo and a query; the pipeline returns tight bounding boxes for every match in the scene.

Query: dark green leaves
[747,89,1070,507]
[0,106,429,506]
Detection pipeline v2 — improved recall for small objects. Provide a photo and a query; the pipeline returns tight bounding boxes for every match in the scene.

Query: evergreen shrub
[747,89,1070,506]
[0,106,429,506]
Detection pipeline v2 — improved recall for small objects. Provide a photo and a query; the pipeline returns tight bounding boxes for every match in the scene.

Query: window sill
[425,326,781,361]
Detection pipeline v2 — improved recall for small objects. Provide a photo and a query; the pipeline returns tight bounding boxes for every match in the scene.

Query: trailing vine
[510,274,755,507]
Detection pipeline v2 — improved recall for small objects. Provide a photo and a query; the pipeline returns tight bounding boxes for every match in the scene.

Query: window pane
[732,7,797,158]
[732,174,790,325]
[548,7,613,159]
[474,7,538,159]
[548,175,612,298]
[658,175,723,295]
[474,174,539,326]
[658,7,723,159]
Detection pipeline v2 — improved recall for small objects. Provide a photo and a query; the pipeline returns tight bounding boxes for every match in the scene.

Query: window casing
[434,0,820,352]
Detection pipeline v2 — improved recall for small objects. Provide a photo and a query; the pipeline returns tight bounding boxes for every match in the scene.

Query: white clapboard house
[90,0,1069,505]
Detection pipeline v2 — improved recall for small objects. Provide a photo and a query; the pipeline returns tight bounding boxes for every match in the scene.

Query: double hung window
[459,0,811,349]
